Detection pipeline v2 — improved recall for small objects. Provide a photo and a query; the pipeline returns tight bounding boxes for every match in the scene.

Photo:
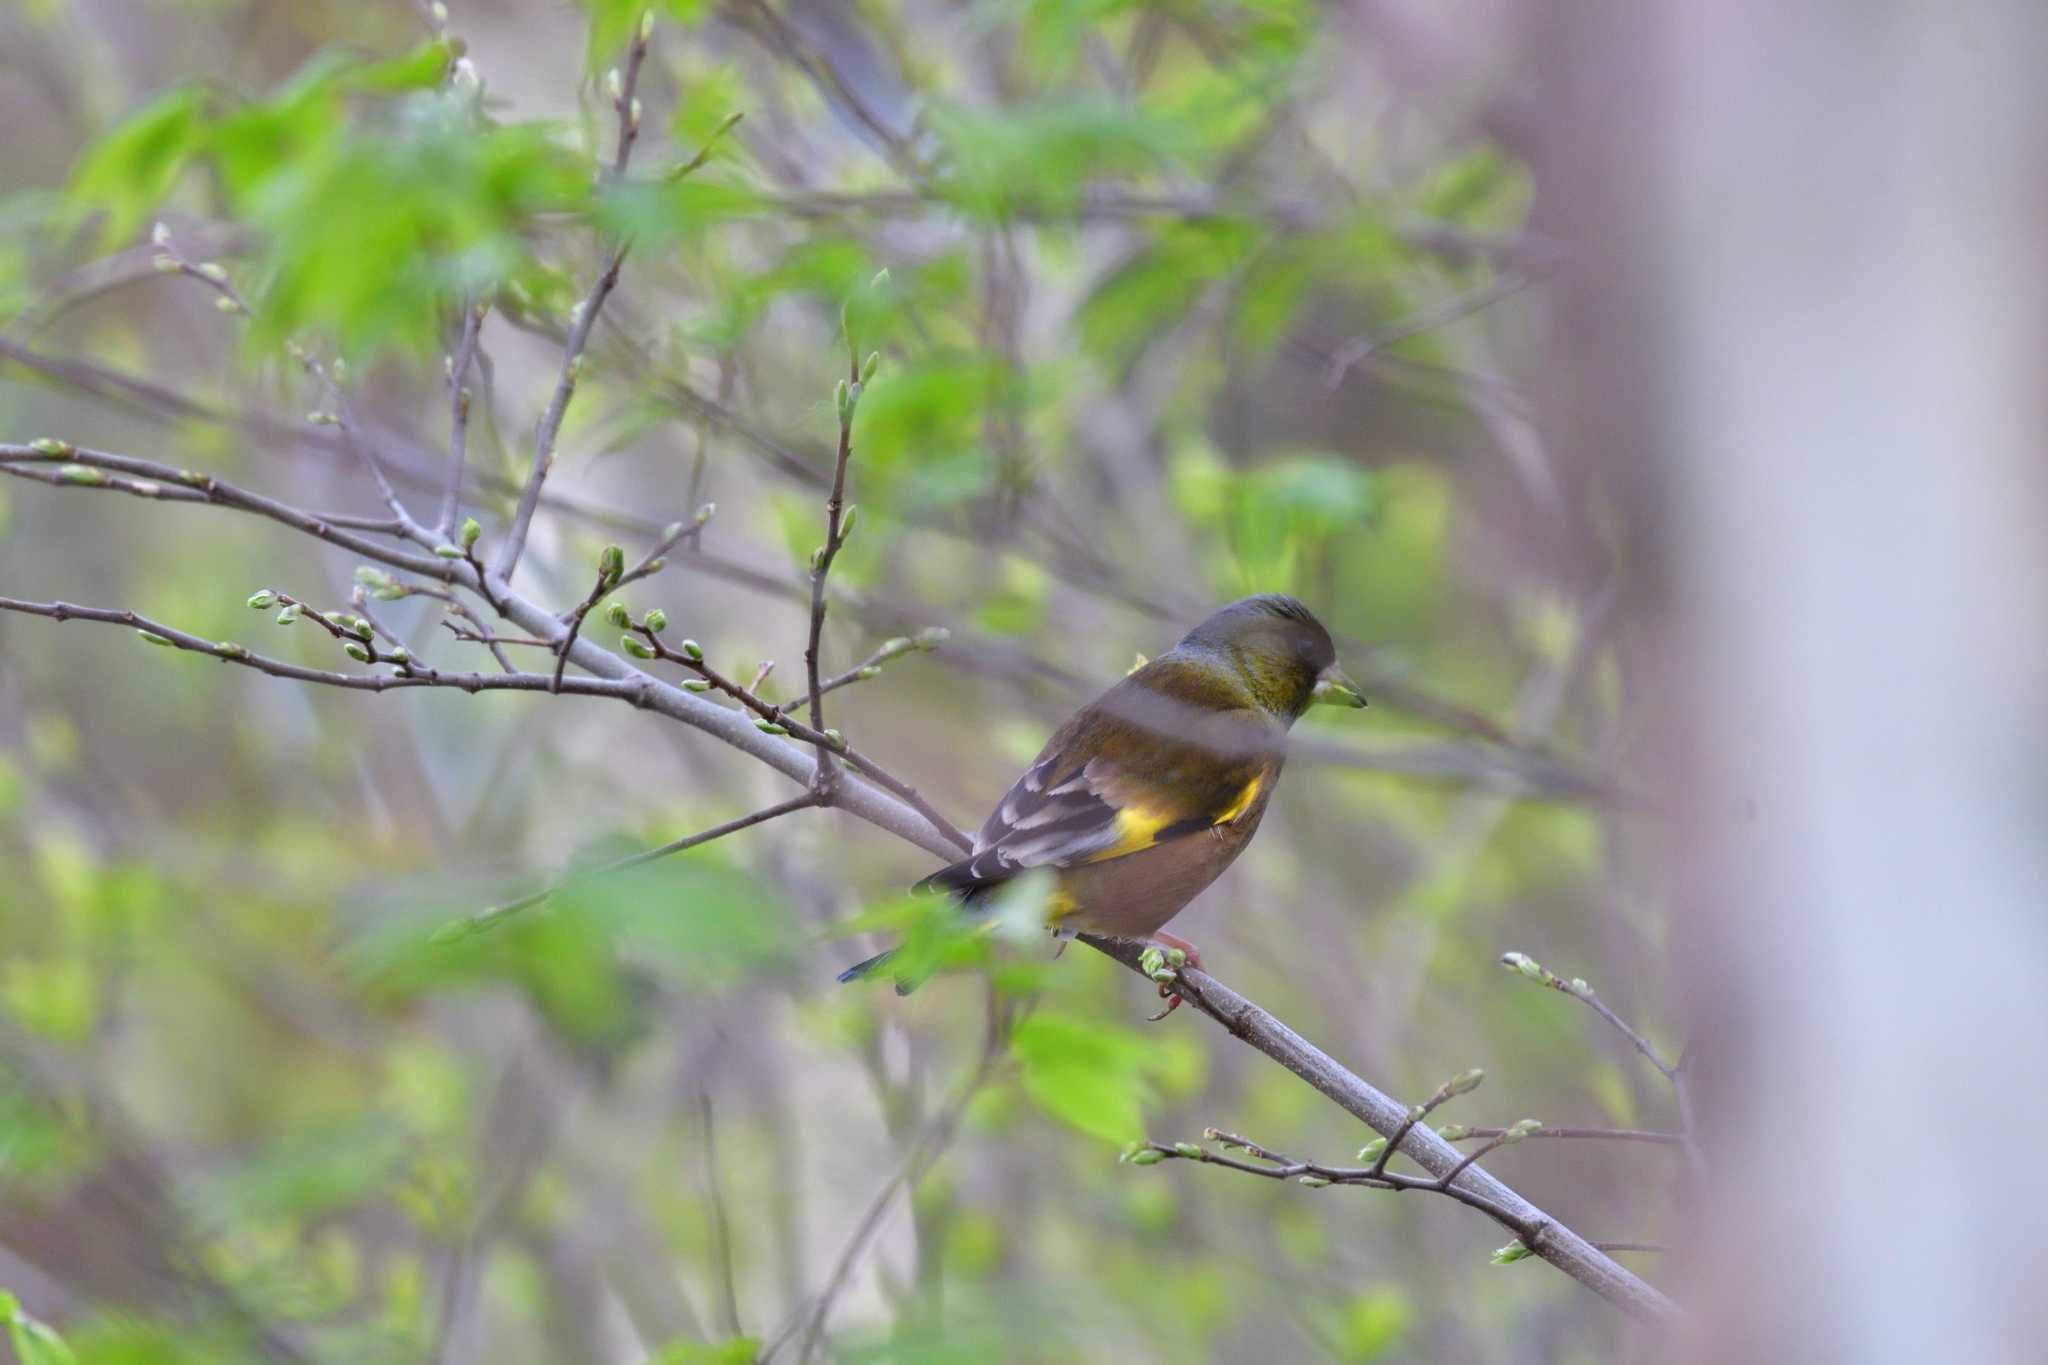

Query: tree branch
[493,21,650,580]
[1083,934,1681,1324]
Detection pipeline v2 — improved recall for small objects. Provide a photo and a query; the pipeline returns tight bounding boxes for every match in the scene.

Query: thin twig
[493,21,651,579]
[1445,1125,1681,1147]
[774,994,1010,1364]
[699,1093,744,1339]
[551,563,618,693]
[802,348,862,795]
[0,443,457,579]
[629,627,973,850]
[1501,952,1709,1186]
[438,297,486,537]
[447,793,822,937]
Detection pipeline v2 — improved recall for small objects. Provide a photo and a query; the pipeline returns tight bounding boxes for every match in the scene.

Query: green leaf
[1011,1011,1158,1144]
[64,85,210,249]
[931,99,1189,220]
[1332,1285,1414,1361]
[0,1291,77,1365]
[343,39,459,94]
[651,1338,759,1365]
[244,101,589,358]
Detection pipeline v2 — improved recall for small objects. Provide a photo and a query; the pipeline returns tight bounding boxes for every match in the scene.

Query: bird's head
[1179,594,1366,721]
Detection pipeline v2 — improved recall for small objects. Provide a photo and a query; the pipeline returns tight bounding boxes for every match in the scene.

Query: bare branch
[1443,1125,1682,1147]
[493,22,651,579]
[803,346,864,793]
[0,443,460,580]
[772,993,1010,1364]
[444,793,822,937]
[1083,934,1680,1324]
[1500,952,1708,1185]
[438,297,486,537]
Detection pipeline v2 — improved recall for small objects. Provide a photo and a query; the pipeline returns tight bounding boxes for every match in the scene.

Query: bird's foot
[1139,933,1203,1022]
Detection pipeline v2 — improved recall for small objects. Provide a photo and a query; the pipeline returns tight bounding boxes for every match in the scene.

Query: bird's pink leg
[1146,932,1204,1021]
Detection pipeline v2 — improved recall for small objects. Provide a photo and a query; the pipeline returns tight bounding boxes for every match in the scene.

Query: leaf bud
[138,631,174,647]
[276,605,300,625]
[434,544,464,559]
[682,679,711,692]
[621,635,657,660]
[862,350,880,382]
[605,601,631,629]
[57,464,109,486]
[1491,1241,1533,1265]
[1297,1175,1331,1188]
[1358,1138,1387,1162]
[343,642,372,663]
[643,608,667,633]
[598,543,625,583]
[754,720,788,736]
[460,516,481,549]
[1448,1068,1485,1096]
[678,638,702,661]
[1173,1142,1202,1159]
[1437,1123,1472,1141]
[28,438,73,458]
[247,590,277,610]
[1128,1148,1164,1167]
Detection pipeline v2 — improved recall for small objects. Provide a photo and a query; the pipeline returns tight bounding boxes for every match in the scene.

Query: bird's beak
[1311,663,1368,709]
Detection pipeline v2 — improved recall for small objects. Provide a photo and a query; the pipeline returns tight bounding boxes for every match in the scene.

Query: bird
[838,594,1366,1009]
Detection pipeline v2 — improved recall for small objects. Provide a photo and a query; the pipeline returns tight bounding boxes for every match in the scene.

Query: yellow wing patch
[1080,806,1174,864]
[1214,772,1263,826]
[1077,773,1264,868]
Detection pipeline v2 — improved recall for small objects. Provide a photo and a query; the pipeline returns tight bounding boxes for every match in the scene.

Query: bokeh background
[2,1,2044,1362]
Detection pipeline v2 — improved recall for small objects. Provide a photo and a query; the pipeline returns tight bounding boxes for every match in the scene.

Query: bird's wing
[918,663,1276,897]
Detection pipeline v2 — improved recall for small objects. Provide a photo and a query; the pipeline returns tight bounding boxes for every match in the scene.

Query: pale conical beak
[1311,663,1368,709]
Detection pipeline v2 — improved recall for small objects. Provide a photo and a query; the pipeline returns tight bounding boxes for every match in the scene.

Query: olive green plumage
[839,595,1364,985]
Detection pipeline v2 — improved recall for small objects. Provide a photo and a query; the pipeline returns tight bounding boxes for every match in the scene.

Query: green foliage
[243,101,587,357]
[1170,446,1378,593]
[932,100,1189,219]
[0,1291,76,1365]
[1011,1010,1158,1144]
[1077,220,1260,370]
[1325,1284,1416,1361]
[651,1339,760,1365]
[63,85,210,249]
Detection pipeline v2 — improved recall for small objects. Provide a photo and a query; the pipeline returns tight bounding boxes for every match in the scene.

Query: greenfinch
[840,595,1365,993]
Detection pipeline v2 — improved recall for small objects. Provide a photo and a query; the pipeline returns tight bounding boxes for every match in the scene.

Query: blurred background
[1,0,2043,1361]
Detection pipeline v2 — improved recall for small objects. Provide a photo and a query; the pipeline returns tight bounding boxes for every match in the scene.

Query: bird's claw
[1147,979,1185,1022]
